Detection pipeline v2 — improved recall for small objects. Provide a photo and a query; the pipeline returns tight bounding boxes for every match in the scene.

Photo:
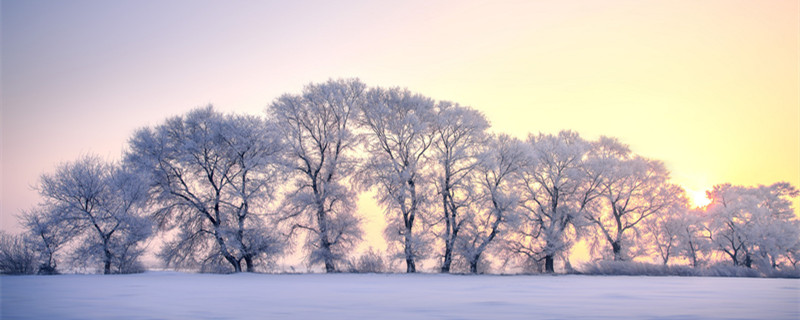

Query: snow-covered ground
[2,272,798,319]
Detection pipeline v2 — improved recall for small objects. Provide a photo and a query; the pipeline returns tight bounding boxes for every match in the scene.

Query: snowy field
[2,272,798,320]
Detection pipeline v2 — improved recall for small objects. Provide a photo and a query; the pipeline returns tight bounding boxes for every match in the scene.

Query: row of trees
[4,78,798,274]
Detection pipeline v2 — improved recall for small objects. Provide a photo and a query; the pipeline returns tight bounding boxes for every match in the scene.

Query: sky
[2,0,798,249]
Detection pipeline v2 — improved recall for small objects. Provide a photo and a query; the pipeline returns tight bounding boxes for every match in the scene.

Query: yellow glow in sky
[2,0,798,238]
[374,0,799,212]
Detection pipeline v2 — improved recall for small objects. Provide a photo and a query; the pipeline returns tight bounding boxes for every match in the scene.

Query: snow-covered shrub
[579,261,673,276]
[349,249,387,273]
[577,261,796,278]
[699,263,763,278]
[762,268,800,279]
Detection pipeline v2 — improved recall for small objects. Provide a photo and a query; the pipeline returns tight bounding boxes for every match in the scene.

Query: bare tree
[430,102,489,273]
[457,134,526,273]
[37,155,153,274]
[269,79,366,272]
[126,107,286,273]
[358,87,436,273]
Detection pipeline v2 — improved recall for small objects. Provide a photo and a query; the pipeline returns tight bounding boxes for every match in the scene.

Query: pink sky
[2,0,798,237]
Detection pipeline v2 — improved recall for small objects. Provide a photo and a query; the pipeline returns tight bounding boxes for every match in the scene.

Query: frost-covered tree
[37,156,153,274]
[673,209,712,267]
[358,87,436,273]
[643,194,690,265]
[430,102,489,273]
[126,107,286,273]
[19,206,77,274]
[0,231,38,275]
[509,131,599,273]
[269,79,366,272]
[219,113,288,271]
[706,182,800,270]
[457,134,525,273]
[706,184,754,267]
[583,137,684,261]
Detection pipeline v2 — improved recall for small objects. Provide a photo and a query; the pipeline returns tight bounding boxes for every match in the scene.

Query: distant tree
[357,87,436,273]
[643,194,690,265]
[126,107,286,273]
[672,209,712,268]
[583,137,684,261]
[19,206,76,274]
[786,242,800,269]
[509,131,599,273]
[705,182,800,270]
[269,79,366,272]
[37,155,153,274]
[430,102,489,273]
[0,231,38,275]
[457,134,526,274]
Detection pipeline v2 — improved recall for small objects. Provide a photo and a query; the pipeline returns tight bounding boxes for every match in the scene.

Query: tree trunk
[320,229,335,273]
[405,179,417,273]
[469,260,478,274]
[612,241,622,261]
[441,191,452,273]
[406,257,416,273]
[244,255,254,272]
[441,252,451,273]
[404,226,416,273]
[226,256,242,273]
[214,228,242,272]
[103,239,113,274]
[324,258,336,273]
[544,255,555,273]
[315,184,336,273]
[404,219,416,273]
[744,252,752,268]
[103,250,112,275]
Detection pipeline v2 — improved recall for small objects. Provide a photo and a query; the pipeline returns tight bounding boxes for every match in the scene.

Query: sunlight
[688,189,711,208]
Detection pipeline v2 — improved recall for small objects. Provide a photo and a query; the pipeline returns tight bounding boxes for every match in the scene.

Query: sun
[687,189,711,208]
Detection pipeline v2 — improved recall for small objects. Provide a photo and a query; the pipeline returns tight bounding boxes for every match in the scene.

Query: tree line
[2,78,798,275]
